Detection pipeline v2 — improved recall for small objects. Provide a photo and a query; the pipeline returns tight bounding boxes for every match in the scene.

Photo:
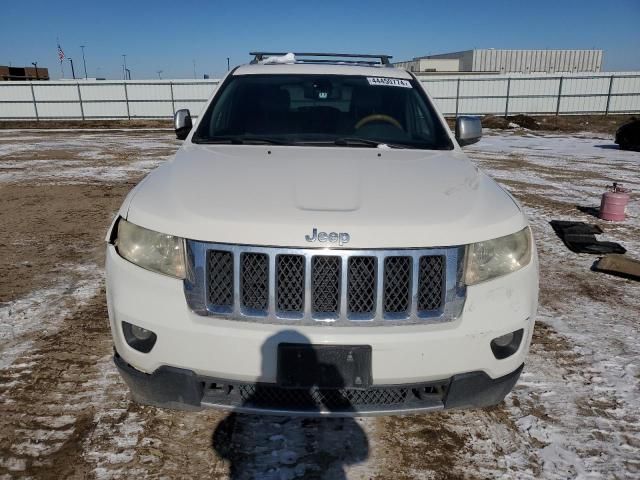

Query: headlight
[464,227,532,285]
[115,219,185,279]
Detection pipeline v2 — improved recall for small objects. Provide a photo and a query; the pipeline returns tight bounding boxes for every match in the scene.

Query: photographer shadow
[211,330,369,479]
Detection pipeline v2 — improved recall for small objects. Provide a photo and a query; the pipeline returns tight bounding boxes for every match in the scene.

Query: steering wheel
[355,114,403,130]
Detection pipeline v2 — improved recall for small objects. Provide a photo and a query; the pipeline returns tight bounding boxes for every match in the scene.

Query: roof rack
[249,52,393,67]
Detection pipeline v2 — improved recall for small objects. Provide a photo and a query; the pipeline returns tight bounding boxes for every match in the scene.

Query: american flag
[57,43,65,63]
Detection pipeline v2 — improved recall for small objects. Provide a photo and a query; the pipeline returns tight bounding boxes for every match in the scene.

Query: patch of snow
[0,129,179,184]
[0,456,27,472]
[82,355,146,475]
[0,262,103,369]
[261,53,296,65]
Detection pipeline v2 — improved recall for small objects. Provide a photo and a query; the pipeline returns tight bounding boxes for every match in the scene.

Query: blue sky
[1,0,639,79]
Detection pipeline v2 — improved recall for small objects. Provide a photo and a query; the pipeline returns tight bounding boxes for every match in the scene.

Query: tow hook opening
[490,328,524,360]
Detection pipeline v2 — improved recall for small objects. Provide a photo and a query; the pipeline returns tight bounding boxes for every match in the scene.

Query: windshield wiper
[194,136,289,145]
[333,137,406,149]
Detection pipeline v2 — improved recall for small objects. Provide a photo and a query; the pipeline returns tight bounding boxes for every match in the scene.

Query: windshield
[193,74,453,150]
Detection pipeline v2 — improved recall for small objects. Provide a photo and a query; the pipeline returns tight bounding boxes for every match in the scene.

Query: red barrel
[600,183,630,221]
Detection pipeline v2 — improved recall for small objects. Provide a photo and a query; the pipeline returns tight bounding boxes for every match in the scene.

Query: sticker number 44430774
[367,77,412,88]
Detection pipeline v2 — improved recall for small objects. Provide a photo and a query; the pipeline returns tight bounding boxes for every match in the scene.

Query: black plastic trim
[114,352,203,410]
[107,216,121,245]
[444,363,524,409]
[490,328,524,360]
[121,321,158,353]
[114,351,524,415]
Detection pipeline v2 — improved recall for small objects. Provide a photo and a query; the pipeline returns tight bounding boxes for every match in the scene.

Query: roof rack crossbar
[287,59,381,66]
[250,52,393,67]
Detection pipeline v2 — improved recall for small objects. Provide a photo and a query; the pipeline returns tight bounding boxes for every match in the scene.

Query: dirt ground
[0,127,638,479]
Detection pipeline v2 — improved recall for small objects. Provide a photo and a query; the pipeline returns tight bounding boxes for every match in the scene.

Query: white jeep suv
[106,52,538,416]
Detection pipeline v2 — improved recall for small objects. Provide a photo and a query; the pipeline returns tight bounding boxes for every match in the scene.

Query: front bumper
[114,351,524,416]
[106,243,538,413]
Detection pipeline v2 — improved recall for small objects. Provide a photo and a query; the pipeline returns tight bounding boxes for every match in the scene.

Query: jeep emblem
[305,228,350,246]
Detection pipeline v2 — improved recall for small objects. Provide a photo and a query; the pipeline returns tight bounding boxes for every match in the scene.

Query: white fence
[0,72,639,120]
[422,72,640,116]
[0,80,217,120]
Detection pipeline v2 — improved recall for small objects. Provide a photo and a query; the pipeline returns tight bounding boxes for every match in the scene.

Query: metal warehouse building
[394,49,603,74]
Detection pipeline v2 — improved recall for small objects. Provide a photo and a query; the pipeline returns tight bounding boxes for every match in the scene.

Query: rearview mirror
[455,116,482,147]
[174,109,193,140]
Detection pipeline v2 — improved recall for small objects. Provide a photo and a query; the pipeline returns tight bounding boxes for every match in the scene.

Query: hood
[123,144,526,248]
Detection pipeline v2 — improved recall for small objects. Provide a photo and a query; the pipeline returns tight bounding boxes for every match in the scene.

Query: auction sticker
[367,77,412,88]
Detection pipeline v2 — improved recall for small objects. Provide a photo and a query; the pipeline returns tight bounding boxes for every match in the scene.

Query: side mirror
[455,116,482,147]
[174,109,193,140]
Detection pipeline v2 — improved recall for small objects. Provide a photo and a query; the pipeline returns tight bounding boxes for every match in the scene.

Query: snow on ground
[0,263,102,369]
[0,130,164,478]
[0,129,178,183]
[0,157,167,183]
[467,130,640,235]
[464,130,640,477]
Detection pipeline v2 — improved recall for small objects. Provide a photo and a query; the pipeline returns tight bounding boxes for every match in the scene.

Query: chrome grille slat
[185,241,466,326]
[339,256,349,320]
[267,253,277,317]
[410,252,421,318]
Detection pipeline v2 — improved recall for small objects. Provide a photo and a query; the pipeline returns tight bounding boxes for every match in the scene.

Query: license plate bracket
[277,344,372,389]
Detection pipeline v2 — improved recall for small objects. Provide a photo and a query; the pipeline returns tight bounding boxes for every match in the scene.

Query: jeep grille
[185,242,465,326]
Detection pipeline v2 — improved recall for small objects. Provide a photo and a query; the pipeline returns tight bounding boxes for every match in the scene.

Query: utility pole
[80,45,88,79]
[157,70,163,79]
[32,62,39,80]
[227,57,230,71]
[69,58,76,79]
[193,60,196,79]
[122,54,127,80]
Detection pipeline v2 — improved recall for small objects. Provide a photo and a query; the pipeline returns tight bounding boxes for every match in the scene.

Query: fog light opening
[122,321,157,353]
[490,329,524,360]
[131,324,153,341]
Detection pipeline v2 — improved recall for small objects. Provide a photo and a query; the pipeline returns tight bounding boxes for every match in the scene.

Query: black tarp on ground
[550,220,627,254]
